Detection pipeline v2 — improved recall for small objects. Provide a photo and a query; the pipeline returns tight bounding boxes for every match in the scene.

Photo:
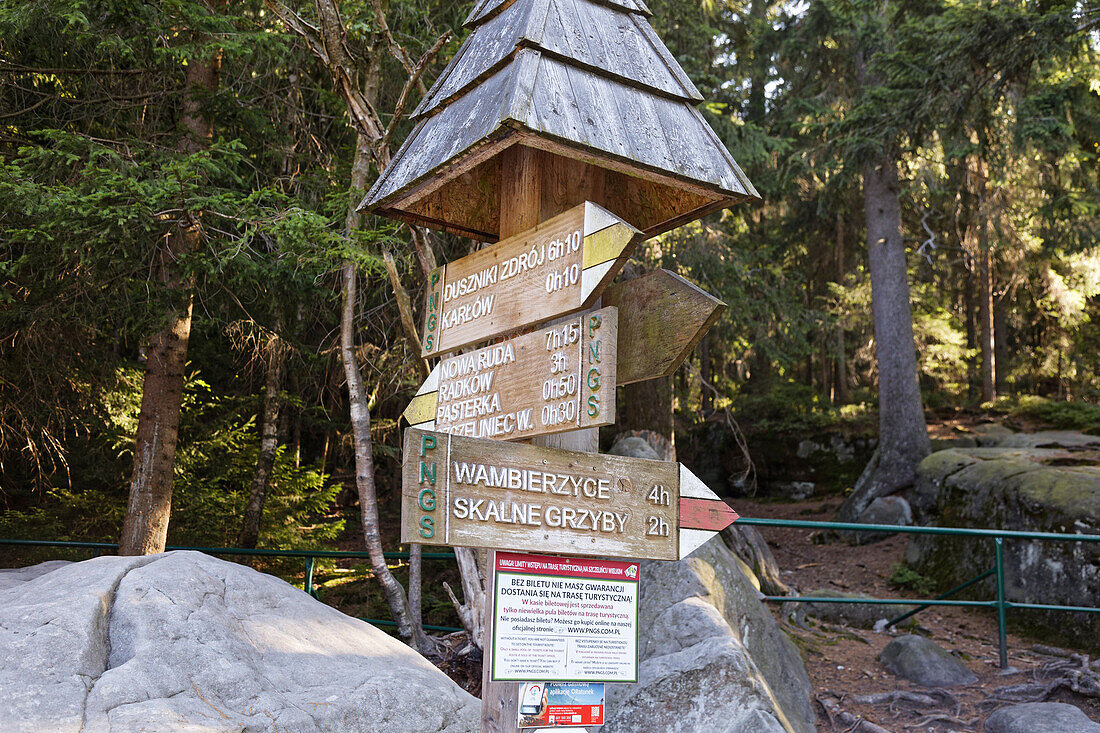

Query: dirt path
[737,496,1100,731]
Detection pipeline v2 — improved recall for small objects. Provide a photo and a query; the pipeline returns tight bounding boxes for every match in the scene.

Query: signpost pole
[480,144,601,733]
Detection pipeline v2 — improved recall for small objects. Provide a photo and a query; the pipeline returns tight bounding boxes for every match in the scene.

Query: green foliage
[998,396,1100,434]
[887,562,936,596]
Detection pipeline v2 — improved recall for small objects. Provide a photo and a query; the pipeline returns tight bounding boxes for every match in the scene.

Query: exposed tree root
[818,694,895,733]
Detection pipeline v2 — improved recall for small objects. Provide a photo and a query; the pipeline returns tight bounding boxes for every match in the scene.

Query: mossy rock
[906,443,1100,650]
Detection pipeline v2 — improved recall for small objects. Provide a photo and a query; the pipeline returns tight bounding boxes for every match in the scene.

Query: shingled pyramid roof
[361,0,759,240]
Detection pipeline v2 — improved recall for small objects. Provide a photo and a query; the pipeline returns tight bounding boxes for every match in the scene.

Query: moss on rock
[906,442,1100,650]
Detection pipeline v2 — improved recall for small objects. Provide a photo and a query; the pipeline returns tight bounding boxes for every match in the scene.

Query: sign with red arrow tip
[402,428,738,561]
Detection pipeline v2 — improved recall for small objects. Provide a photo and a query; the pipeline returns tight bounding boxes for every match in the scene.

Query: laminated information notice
[491,551,639,683]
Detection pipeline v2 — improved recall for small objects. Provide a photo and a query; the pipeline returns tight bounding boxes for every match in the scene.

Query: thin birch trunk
[342,139,430,653]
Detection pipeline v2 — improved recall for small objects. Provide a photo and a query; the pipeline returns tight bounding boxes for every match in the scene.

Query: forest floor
[737,493,1100,732]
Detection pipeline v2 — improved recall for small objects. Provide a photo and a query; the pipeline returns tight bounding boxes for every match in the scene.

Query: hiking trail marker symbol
[402,427,739,562]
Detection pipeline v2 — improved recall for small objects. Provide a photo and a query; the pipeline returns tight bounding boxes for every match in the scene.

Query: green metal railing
[735,517,1100,667]
[0,538,464,633]
[4,517,1100,665]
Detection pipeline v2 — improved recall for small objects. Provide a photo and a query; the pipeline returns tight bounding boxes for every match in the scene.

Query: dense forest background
[1,0,1098,589]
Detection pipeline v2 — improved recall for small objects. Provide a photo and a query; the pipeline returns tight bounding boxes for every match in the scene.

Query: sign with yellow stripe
[419,201,641,357]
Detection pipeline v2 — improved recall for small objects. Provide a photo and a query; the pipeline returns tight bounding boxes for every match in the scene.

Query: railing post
[994,537,1008,668]
[305,556,316,599]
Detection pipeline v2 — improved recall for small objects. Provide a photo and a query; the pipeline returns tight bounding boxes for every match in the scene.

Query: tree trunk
[974,159,994,402]
[835,210,851,404]
[699,333,714,416]
[993,283,1011,393]
[837,152,930,523]
[979,244,995,402]
[119,24,222,556]
[239,332,284,549]
[964,261,978,400]
[341,137,429,652]
[119,293,194,555]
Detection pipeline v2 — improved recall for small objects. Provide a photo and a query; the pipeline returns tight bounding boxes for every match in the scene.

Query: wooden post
[480,144,602,732]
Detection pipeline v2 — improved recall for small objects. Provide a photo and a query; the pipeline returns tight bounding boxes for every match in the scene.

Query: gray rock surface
[604,538,815,733]
[994,430,1100,450]
[773,481,815,500]
[969,423,1016,446]
[784,589,913,629]
[0,559,70,590]
[906,445,1100,647]
[877,635,977,687]
[0,551,480,732]
[851,495,913,544]
[608,434,661,460]
[986,702,1100,733]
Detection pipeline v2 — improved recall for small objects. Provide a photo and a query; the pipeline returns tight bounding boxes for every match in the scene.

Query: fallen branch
[851,691,937,707]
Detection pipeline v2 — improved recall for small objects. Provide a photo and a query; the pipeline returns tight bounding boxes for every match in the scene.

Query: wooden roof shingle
[362,0,758,240]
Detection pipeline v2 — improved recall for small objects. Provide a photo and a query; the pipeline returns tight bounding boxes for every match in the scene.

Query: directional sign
[603,269,727,386]
[404,308,618,441]
[402,427,739,561]
[420,201,641,358]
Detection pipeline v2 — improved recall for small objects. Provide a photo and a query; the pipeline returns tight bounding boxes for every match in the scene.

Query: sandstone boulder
[850,495,913,544]
[906,446,1100,648]
[784,589,913,629]
[0,551,480,732]
[604,538,815,733]
[877,635,977,687]
[986,702,1100,733]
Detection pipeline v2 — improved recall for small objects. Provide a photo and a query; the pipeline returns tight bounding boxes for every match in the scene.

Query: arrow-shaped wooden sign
[420,201,641,358]
[603,269,727,386]
[404,307,618,441]
[404,271,727,434]
[402,428,739,561]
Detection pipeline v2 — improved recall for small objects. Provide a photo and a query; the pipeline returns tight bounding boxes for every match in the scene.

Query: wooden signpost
[404,308,618,441]
[420,202,641,358]
[402,427,739,562]
[364,0,758,726]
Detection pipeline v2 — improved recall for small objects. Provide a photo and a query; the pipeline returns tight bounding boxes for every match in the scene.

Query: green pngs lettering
[419,515,435,538]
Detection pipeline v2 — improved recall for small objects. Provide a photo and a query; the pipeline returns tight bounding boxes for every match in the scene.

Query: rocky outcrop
[784,589,913,629]
[0,551,480,732]
[604,538,815,733]
[679,420,875,497]
[905,446,1100,648]
[850,495,913,544]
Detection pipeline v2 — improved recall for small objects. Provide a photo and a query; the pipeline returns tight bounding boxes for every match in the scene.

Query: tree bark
[837,151,930,523]
[341,138,429,652]
[239,332,283,549]
[993,282,1012,393]
[119,17,222,555]
[979,244,995,402]
[835,210,851,404]
[973,158,994,402]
